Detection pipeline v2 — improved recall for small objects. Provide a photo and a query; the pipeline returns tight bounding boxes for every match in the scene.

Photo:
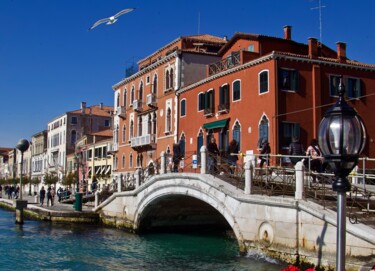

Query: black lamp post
[318,76,366,271]
[15,139,30,200]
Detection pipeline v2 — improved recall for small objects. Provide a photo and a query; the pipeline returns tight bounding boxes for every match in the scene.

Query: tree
[62,172,76,187]
[43,173,58,186]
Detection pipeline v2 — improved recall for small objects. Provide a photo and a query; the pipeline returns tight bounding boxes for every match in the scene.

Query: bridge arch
[132,175,245,249]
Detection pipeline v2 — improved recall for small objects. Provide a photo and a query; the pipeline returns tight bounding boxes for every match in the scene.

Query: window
[116,93,120,107]
[138,116,142,136]
[123,89,127,107]
[347,78,361,98]
[129,153,133,168]
[166,108,171,132]
[152,112,157,135]
[139,81,144,101]
[147,114,152,134]
[131,86,135,104]
[170,68,174,89]
[71,130,76,144]
[259,70,269,94]
[165,70,170,89]
[104,119,110,127]
[122,125,126,143]
[279,69,299,91]
[330,75,341,97]
[248,45,254,52]
[280,122,300,148]
[71,117,77,124]
[130,120,134,139]
[219,84,230,112]
[258,115,269,148]
[179,133,186,157]
[232,80,241,101]
[151,74,157,95]
[122,155,125,169]
[180,99,186,117]
[198,92,205,111]
[232,121,241,150]
[219,127,229,154]
[146,75,150,85]
[204,89,215,115]
[114,125,119,143]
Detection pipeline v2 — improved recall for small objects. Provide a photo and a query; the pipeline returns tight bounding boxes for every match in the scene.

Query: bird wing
[88,18,110,30]
[113,8,135,19]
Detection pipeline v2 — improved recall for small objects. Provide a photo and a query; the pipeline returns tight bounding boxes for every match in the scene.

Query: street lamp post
[318,76,366,271]
[16,139,30,200]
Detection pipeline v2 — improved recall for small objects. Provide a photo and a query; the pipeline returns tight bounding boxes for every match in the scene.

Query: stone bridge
[94,171,375,270]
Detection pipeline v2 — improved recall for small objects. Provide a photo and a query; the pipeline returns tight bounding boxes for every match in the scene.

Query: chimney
[336,42,347,62]
[100,102,103,110]
[81,102,86,114]
[308,37,318,59]
[223,35,228,41]
[283,25,292,40]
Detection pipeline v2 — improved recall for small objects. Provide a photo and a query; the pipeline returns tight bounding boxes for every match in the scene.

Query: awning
[203,118,229,130]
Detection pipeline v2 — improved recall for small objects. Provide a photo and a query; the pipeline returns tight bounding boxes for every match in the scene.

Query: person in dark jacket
[40,186,46,206]
[289,137,304,165]
[207,137,219,174]
[259,139,271,168]
[172,143,182,172]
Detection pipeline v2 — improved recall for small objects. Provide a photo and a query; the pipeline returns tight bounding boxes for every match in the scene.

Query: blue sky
[0,0,374,147]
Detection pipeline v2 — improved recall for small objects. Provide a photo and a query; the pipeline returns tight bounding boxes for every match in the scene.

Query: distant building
[46,102,113,183]
[0,147,13,180]
[31,130,48,192]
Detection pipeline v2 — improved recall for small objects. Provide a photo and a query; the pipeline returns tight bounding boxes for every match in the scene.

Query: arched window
[139,81,143,101]
[153,74,158,94]
[138,116,142,136]
[114,155,118,170]
[166,108,171,132]
[232,121,241,150]
[233,80,241,101]
[122,125,126,143]
[71,130,77,144]
[180,99,186,117]
[152,112,157,135]
[259,70,269,94]
[122,154,125,169]
[179,133,185,157]
[123,89,127,107]
[115,125,119,143]
[147,114,152,134]
[116,93,120,107]
[165,70,170,90]
[258,115,269,147]
[131,86,135,104]
[129,153,133,168]
[170,68,174,89]
[130,120,134,139]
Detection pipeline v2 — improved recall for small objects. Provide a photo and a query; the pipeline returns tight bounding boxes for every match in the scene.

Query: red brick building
[177,26,375,167]
[112,35,226,178]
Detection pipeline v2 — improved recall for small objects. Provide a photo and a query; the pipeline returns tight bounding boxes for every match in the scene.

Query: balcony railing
[218,103,230,113]
[208,51,240,76]
[146,93,157,107]
[115,106,126,119]
[133,100,143,112]
[204,107,214,117]
[131,134,156,148]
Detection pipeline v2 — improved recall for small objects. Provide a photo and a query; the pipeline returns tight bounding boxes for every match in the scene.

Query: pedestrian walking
[227,139,239,174]
[259,139,271,168]
[172,143,182,172]
[40,186,46,206]
[47,186,53,207]
[207,137,219,174]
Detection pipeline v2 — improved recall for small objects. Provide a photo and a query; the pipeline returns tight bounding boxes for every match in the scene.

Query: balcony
[146,93,157,107]
[131,134,156,148]
[218,103,229,114]
[208,51,240,76]
[204,107,214,117]
[133,100,143,112]
[107,142,118,154]
[115,106,126,119]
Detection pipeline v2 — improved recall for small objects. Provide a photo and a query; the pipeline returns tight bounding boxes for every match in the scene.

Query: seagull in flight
[89,8,135,30]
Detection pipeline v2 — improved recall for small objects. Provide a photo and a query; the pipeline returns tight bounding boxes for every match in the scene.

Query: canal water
[0,209,285,271]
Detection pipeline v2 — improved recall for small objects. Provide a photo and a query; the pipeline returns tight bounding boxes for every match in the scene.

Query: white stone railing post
[295,161,304,200]
[117,175,122,193]
[244,160,252,194]
[200,145,207,174]
[160,151,166,174]
[135,169,140,189]
[95,190,99,208]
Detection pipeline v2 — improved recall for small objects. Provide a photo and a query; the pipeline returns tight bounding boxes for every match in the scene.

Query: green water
[0,209,284,270]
